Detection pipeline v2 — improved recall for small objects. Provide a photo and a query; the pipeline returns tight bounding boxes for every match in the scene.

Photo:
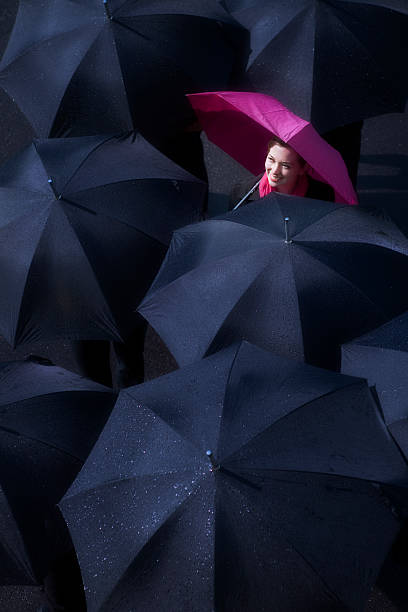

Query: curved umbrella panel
[0,23,107,137]
[226,0,408,132]
[12,201,167,346]
[0,488,36,585]
[0,1,249,137]
[0,360,116,586]
[59,343,408,611]
[341,313,408,462]
[0,428,82,584]
[0,199,52,347]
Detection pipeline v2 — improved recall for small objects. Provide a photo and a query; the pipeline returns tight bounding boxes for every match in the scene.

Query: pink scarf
[258,171,309,198]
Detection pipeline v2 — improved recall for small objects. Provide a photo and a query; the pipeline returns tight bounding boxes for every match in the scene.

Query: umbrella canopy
[187,90,357,204]
[0,132,206,347]
[220,0,408,133]
[59,342,408,612]
[139,196,408,371]
[342,312,408,460]
[0,358,116,585]
[0,0,249,138]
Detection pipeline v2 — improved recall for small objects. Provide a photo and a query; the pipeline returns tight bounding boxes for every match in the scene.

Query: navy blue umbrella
[139,196,408,371]
[0,132,206,347]
[221,0,408,133]
[59,342,408,611]
[0,357,116,585]
[342,312,408,461]
[0,0,249,138]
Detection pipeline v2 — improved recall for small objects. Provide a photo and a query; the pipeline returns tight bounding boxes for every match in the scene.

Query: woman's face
[265,143,305,194]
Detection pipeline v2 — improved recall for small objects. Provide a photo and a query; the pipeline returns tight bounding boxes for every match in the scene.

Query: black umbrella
[0,132,206,347]
[221,0,408,133]
[59,341,408,612]
[138,195,408,371]
[342,312,408,460]
[0,357,116,585]
[0,0,249,138]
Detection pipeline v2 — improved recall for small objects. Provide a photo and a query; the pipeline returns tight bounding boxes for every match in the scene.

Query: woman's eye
[282,164,290,169]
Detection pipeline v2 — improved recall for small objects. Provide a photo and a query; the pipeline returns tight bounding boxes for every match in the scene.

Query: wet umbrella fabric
[138,196,408,371]
[0,358,116,585]
[0,133,206,347]
[59,342,408,612]
[187,90,358,204]
[220,0,408,133]
[0,0,249,138]
[342,312,408,460]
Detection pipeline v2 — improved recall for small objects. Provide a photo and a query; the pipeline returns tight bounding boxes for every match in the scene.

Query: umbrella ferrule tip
[284,217,292,243]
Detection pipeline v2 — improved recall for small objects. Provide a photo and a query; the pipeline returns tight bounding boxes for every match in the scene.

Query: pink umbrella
[187,91,358,205]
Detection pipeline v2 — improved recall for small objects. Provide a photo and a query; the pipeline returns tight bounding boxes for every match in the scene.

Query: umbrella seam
[0,504,36,583]
[0,23,101,71]
[62,186,177,248]
[42,203,122,342]
[79,473,211,611]
[220,380,366,464]
[0,424,84,462]
[142,222,276,300]
[11,193,51,347]
[229,467,408,489]
[323,0,405,78]
[58,136,116,195]
[121,389,215,458]
[283,535,345,606]
[294,240,406,318]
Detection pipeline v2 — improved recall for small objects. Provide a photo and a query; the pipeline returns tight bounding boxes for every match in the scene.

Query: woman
[229,136,334,209]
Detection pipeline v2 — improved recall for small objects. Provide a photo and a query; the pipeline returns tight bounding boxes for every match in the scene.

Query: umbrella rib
[93,475,209,611]
[63,470,208,510]
[221,381,365,464]
[195,244,277,357]
[60,136,117,195]
[0,424,83,462]
[0,23,99,71]
[62,187,168,247]
[143,238,274,309]
[122,390,211,454]
[56,203,124,335]
[238,469,407,500]
[295,241,400,317]
[284,535,345,606]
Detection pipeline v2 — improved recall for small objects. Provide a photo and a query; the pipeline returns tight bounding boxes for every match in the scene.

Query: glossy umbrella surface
[221,0,408,132]
[0,132,206,347]
[0,0,249,137]
[0,358,116,585]
[60,342,408,612]
[139,196,408,371]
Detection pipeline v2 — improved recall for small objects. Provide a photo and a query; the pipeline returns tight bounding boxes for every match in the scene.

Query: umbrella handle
[232,177,262,211]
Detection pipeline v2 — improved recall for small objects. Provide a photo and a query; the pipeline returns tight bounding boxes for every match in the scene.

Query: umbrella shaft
[233,178,262,211]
